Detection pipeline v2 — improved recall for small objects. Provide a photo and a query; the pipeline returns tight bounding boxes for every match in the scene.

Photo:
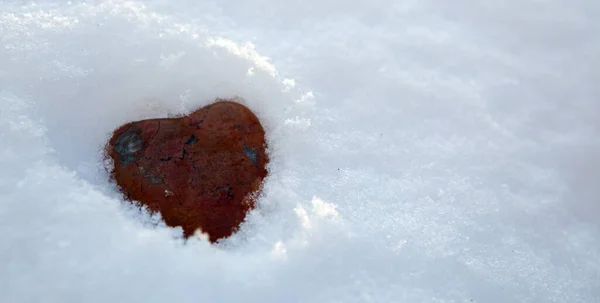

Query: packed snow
[1,0,599,302]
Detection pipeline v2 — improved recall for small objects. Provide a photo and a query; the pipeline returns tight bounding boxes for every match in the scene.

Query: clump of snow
[1,1,599,302]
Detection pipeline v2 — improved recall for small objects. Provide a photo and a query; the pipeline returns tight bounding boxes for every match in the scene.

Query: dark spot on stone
[216,186,234,199]
[149,175,162,184]
[137,166,163,184]
[113,128,145,166]
[243,144,257,166]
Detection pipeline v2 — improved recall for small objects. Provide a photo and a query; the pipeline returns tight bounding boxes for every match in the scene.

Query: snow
[1,0,599,302]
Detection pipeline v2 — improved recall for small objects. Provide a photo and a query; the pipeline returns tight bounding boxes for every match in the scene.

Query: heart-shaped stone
[105,100,268,242]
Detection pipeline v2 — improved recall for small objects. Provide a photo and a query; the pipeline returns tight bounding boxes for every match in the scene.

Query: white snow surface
[1,0,599,302]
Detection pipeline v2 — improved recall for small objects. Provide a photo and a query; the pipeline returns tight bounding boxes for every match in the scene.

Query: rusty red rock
[105,100,268,242]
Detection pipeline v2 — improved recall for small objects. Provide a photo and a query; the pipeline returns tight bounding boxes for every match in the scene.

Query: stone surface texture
[106,100,268,242]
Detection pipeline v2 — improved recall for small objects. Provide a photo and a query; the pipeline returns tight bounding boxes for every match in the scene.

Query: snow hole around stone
[4,3,316,246]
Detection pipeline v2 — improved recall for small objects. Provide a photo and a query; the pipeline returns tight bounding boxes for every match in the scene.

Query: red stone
[105,100,268,243]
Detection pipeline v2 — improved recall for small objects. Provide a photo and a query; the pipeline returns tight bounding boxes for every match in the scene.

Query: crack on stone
[191,161,203,173]
[159,145,188,162]
[179,149,187,160]
[148,121,161,144]
[185,135,199,145]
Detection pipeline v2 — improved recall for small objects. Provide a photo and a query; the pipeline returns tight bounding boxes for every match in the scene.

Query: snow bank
[1,1,598,302]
